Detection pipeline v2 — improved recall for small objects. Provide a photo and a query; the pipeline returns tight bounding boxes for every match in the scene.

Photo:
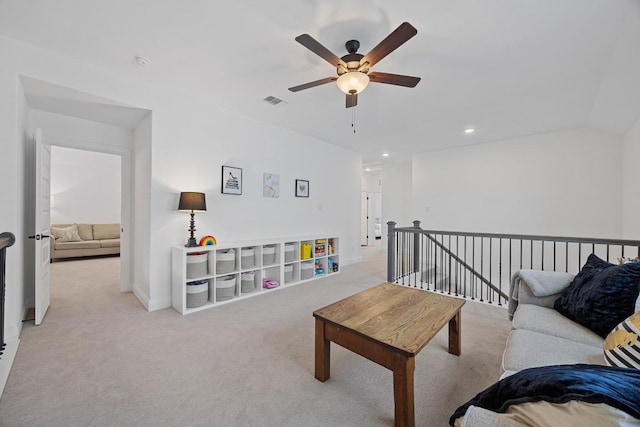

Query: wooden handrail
[0,232,16,251]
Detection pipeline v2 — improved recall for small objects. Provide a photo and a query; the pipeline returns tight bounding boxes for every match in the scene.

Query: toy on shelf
[301,243,312,259]
[199,235,217,246]
[262,278,279,289]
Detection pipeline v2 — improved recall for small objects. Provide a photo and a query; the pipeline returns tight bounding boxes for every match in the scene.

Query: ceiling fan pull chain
[352,109,356,134]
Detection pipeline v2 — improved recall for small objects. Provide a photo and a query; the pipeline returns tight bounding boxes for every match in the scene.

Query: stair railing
[387,221,640,306]
[0,232,16,360]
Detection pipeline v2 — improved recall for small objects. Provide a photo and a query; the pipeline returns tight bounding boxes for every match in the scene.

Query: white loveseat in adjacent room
[50,223,120,261]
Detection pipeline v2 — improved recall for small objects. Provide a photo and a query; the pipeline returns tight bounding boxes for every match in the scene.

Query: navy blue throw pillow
[553,254,640,337]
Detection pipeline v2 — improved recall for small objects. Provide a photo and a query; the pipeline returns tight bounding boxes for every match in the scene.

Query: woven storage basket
[263,246,276,265]
[241,271,256,293]
[284,264,294,283]
[284,244,295,263]
[300,262,314,280]
[186,280,208,308]
[186,253,208,279]
[241,247,256,269]
[216,275,236,301]
[216,249,236,274]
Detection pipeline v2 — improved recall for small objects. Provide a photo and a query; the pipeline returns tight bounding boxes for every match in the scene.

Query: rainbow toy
[199,235,217,246]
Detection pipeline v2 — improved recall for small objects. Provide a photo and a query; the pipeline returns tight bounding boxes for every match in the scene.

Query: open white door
[32,128,51,325]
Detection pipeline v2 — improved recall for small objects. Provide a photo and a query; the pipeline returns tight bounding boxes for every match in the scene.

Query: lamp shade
[336,71,370,95]
[178,192,207,212]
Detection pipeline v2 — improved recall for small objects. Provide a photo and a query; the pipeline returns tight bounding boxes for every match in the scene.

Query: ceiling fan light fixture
[337,71,370,95]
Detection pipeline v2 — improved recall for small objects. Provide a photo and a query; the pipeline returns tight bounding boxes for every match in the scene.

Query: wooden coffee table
[313,282,465,427]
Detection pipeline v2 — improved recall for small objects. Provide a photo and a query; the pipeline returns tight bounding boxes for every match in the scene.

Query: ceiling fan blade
[346,93,358,108]
[368,72,421,88]
[288,77,337,92]
[362,22,418,68]
[295,34,347,68]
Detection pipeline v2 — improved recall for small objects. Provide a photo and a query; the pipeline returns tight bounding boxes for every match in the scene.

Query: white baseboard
[132,284,171,312]
[148,295,172,312]
[132,284,150,311]
[0,339,20,399]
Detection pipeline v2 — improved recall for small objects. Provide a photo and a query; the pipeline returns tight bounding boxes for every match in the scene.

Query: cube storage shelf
[172,236,340,314]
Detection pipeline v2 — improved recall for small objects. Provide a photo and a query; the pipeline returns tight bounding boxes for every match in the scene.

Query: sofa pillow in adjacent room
[604,312,640,369]
[50,224,82,242]
[553,254,640,337]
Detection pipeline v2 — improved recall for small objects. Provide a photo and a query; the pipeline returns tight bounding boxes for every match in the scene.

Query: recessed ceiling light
[365,168,371,171]
[382,153,389,157]
[464,128,475,134]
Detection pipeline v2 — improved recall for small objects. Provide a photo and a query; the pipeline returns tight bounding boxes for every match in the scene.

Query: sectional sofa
[453,257,640,426]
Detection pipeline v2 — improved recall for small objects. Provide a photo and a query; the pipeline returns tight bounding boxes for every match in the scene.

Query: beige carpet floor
[0,248,511,426]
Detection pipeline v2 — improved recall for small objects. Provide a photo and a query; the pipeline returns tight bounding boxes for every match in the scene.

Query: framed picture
[263,172,280,198]
[295,179,309,198]
[221,166,242,195]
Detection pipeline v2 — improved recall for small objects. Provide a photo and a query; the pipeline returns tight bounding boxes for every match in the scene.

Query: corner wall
[50,145,122,225]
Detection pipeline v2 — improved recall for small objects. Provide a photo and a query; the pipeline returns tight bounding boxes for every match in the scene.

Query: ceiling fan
[288,22,421,108]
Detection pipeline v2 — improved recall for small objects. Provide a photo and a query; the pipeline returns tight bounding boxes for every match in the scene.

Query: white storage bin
[186,280,208,308]
[263,246,276,265]
[216,249,236,274]
[186,252,208,279]
[241,271,256,293]
[241,247,256,268]
[284,264,294,283]
[300,262,314,280]
[284,243,295,263]
[215,275,236,301]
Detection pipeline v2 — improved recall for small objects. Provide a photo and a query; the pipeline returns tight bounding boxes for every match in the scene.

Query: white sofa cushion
[513,304,603,347]
[502,329,603,372]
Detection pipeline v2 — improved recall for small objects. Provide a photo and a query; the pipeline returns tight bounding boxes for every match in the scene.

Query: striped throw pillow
[604,312,640,369]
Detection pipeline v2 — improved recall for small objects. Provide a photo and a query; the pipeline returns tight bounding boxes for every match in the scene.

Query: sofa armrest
[515,280,563,308]
[508,270,575,317]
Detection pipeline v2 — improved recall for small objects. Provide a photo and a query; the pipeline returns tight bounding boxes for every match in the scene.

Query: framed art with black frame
[222,166,242,195]
[295,179,309,197]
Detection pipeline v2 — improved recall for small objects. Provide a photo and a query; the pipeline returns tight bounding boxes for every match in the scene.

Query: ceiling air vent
[263,96,285,106]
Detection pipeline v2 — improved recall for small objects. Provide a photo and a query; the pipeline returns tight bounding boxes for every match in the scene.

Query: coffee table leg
[448,310,462,356]
[392,352,415,427]
[315,318,330,382]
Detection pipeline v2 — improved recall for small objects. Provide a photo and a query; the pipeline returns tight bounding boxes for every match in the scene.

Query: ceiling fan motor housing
[339,40,364,75]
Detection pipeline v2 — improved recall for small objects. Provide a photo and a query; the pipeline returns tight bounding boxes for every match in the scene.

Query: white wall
[622,117,640,239]
[410,128,623,238]
[381,160,413,249]
[148,96,362,308]
[362,172,382,193]
[50,145,121,224]
[0,35,363,325]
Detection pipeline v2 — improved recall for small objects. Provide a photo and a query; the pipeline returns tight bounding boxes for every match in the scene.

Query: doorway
[49,146,122,291]
[361,171,383,249]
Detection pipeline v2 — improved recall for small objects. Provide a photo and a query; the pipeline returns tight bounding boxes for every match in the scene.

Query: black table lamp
[178,192,207,247]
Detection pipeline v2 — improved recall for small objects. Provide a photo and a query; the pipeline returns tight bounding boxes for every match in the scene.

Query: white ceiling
[2,0,639,167]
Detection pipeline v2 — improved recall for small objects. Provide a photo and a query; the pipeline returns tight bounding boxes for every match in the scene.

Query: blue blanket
[449,364,640,426]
